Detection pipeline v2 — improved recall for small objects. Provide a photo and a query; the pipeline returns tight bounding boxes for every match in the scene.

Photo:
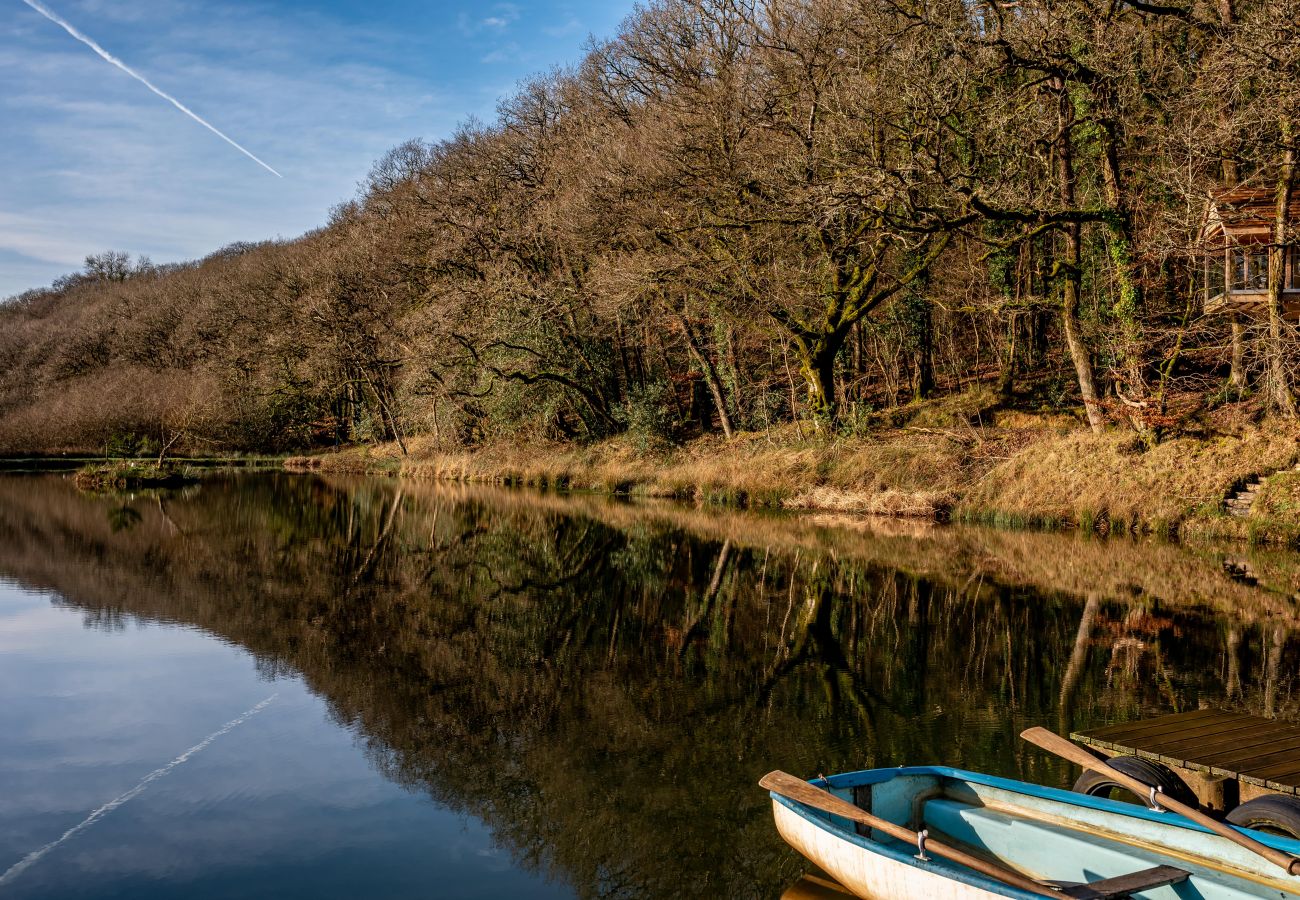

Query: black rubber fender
[1226,795,1300,839]
[1070,755,1198,807]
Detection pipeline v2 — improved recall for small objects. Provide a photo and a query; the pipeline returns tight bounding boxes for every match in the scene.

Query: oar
[1020,726,1300,877]
[760,770,1064,898]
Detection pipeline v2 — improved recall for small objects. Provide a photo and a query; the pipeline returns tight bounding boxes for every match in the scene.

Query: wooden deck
[1074,710,1300,797]
[1204,289,1300,318]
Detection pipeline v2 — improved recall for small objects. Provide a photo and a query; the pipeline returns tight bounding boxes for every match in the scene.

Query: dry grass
[783,486,956,519]
[959,426,1300,534]
[1255,471,1300,519]
[291,424,982,519]
[288,405,1300,542]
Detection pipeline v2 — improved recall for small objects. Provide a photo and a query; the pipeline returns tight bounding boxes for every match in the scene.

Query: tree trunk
[997,312,1017,400]
[913,299,935,400]
[364,372,408,455]
[723,327,743,428]
[1031,308,1049,368]
[1266,121,1297,419]
[677,311,735,439]
[1057,106,1105,432]
[1092,112,1144,395]
[799,339,839,426]
[1062,256,1104,432]
[1229,314,1247,396]
[1217,0,1244,398]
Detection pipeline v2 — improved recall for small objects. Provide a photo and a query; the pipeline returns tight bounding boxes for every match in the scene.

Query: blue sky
[0,0,636,298]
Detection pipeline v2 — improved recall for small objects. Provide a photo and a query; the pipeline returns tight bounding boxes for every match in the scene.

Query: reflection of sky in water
[0,578,572,899]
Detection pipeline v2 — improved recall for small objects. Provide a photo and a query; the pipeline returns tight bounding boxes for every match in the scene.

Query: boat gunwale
[769,765,1300,898]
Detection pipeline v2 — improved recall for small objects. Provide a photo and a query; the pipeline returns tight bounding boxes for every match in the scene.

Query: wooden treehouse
[1203,188,1300,318]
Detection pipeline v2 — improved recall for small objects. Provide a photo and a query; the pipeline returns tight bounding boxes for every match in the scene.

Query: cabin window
[1291,246,1300,291]
[1206,252,1226,298]
[1231,248,1268,291]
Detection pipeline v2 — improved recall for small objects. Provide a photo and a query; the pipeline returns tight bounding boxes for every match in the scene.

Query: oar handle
[1020,726,1300,877]
[760,770,1064,898]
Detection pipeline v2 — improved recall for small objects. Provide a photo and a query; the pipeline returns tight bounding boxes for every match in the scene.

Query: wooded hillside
[3,0,1299,457]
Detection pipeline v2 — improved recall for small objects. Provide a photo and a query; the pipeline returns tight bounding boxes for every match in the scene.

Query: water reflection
[0,580,571,900]
[0,473,1297,898]
[781,874,856,899]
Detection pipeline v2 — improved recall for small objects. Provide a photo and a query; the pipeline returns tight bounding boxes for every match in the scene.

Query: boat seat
[1064,865,1191,899]
[920,799,1196,899]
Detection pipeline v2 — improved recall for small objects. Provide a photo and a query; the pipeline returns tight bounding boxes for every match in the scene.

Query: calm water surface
[0,473,1297,898]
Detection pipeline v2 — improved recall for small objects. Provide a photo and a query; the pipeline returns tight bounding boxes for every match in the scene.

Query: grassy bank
[288,420,981,519]
[0,454,289,477]
[286,392,1300,544]
[73,461,199,490]
[957,426,1299,536]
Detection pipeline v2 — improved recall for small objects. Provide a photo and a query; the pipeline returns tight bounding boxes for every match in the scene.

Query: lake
[0,472,1296,898]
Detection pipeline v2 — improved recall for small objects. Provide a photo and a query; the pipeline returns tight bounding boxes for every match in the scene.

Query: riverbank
[0,454,286,473]
[73,461,199,490]
[285,400,1300,544]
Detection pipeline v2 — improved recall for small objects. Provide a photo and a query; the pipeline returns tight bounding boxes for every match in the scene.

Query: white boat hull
[773,800,1005,899]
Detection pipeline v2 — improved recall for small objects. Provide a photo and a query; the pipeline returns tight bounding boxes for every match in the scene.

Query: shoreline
[284,421,1300,547]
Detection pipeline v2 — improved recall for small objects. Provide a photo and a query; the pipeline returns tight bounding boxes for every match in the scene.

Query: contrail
[0,694,278,887]
[19,0,283,178]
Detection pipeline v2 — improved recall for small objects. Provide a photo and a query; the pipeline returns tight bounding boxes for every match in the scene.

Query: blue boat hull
[770,766,1300,899]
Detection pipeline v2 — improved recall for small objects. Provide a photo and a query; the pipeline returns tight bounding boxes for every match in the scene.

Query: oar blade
[759,771,869,824]
[758,770,798,793]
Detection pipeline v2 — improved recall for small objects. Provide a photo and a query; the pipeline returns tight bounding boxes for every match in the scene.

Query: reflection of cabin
[1203,188,1300,318]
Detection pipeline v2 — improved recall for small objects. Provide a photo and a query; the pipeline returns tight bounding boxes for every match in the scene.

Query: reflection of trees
[107,503,142,532]
[1059,594,1100,733]
[0,475,1297,898]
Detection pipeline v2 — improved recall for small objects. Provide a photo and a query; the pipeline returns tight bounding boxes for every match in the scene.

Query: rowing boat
[765,765,1300,899]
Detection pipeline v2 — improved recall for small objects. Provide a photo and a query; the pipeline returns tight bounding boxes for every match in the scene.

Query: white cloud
[69,0,195,24]
[480,41,522,64]
[458,3,520,35]
[484,3,520,28]
[0,213,92,266]
[543,17,584,38]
